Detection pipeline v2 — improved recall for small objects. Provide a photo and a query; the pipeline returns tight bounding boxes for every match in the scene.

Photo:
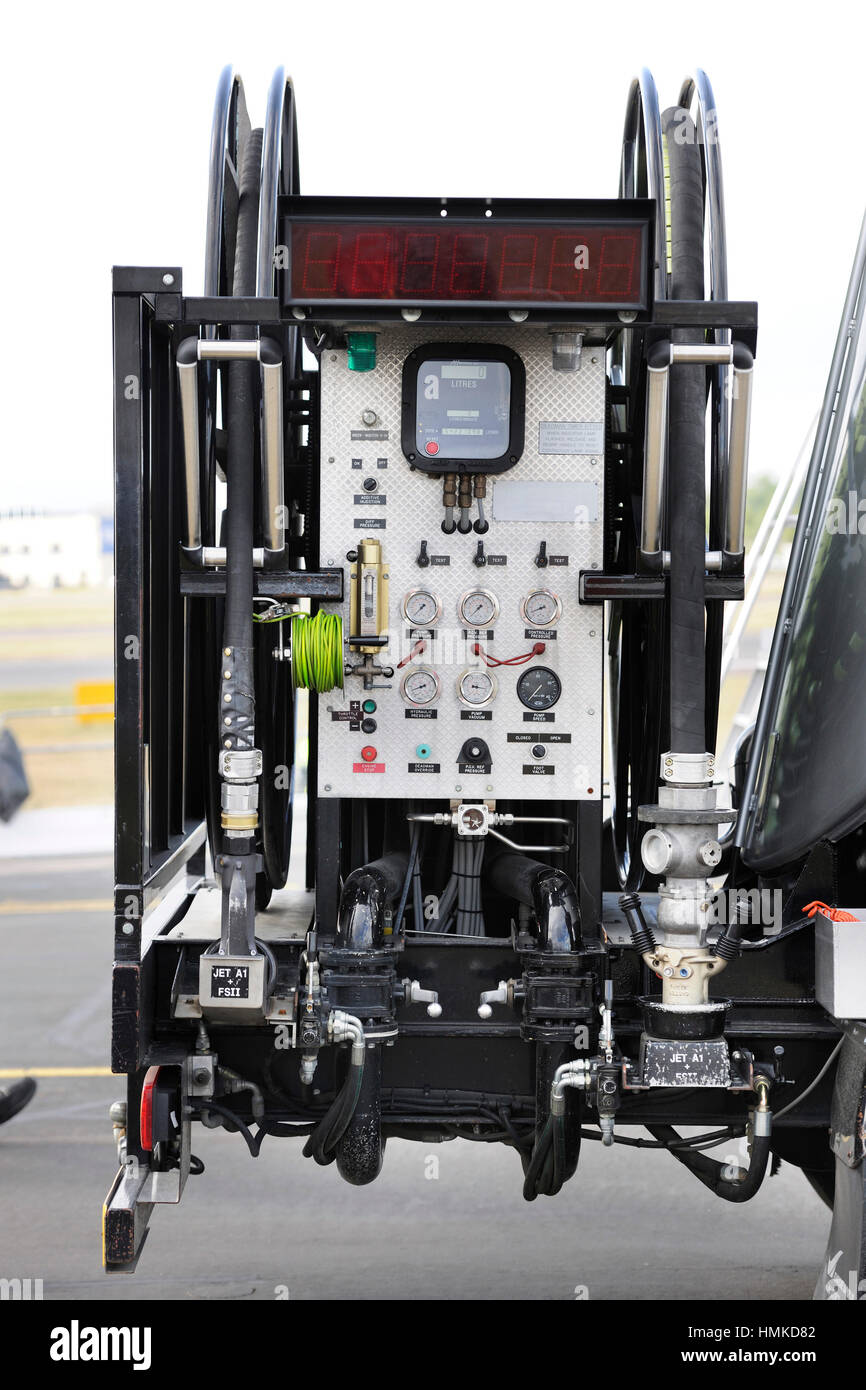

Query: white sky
[3,0,864,510]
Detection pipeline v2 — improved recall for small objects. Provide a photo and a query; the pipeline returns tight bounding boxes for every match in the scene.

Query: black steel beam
[579,572,744,603]
[180,569,343,600]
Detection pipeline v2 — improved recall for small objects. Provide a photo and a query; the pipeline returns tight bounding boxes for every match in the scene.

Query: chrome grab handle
[639,341,754,565]
[176,337,285,558]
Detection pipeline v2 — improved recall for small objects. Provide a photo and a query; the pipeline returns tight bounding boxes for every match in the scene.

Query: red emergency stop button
[361,745,378,762]
[425,440,439,455]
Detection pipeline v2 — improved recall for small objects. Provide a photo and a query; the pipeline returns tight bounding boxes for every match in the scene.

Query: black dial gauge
[516,666,561,711]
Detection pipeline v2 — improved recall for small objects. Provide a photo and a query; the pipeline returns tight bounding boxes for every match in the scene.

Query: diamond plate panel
[317,325,605,801]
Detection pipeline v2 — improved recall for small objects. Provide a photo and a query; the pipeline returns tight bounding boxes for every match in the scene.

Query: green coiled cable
[253,605,344,693]
[290,610,344,692]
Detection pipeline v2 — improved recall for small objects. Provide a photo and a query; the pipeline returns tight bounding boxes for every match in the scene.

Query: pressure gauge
[521,589,562,627]
[458,588,500,628]
[516,666,562,711]
[402,589,442,627]
[457,667,498,707]
[401,666,442,706]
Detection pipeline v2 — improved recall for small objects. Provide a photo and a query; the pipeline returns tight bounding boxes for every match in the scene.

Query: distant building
[0,510,110,588]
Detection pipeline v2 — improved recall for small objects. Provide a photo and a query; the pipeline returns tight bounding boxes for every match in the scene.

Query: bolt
[323,784,332,792]
[162,272,175,285]
[193,1068,209,1085]
[224,648,232,656]
[589,629,596,637]
[455,784,462,792]
[122,923,134,936]
[662,967,674,978]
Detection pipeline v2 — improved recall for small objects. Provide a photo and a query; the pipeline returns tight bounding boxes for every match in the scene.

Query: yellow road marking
[0,1067,114,1078]
[0,899,111,915]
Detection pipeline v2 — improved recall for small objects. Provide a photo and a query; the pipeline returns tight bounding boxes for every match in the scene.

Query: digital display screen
[415,359,511,460]
[289,219,646,306]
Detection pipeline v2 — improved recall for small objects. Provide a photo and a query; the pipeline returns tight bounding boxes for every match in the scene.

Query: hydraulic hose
[662,107,706,754]
[647,1078,772,1202]
[302,1013,366,1166]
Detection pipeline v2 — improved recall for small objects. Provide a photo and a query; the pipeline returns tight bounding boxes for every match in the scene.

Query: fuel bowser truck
[104,64,866,1298]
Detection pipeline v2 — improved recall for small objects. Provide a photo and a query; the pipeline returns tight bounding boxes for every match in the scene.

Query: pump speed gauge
[402,589,442,626]
[516,666,561,711]
[401,666,441,706]
[457,668,498,707]
[521,589,562,627]
[458,588,500,628]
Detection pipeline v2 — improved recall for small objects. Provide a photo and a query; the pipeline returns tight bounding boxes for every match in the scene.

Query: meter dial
[401,666,442,706]
[516,666,562,711]
[521,589,562,627]
[458,588,500,628]
[402,588,442,626]
[457,668,498,707]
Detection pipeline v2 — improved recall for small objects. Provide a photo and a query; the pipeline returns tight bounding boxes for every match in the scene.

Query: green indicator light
[346,331,377,372]
[416,744,432,760]
[362,699,377,714]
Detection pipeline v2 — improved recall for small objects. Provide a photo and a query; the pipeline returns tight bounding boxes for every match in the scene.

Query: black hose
[222,128,263,671]
[302,1054,365,1166]
[522,1114,555,1201]
[662,107,707,755]
[193,1099,260,1157]
[647,1122,771,1202]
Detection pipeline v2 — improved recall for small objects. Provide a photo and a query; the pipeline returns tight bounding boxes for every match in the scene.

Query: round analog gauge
[457,667,498,707]
[401,666,441,706]
[516,666,562,711]
[521,589,562,627]
[458,588,500,628]
[402,588,442,627]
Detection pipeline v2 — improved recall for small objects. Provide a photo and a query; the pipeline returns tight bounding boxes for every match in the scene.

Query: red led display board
[288,218,648,307]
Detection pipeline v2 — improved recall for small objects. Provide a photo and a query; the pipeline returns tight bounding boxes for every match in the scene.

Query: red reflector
[140,1065,161,1151]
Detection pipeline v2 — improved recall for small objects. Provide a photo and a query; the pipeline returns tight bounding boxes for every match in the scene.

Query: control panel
[316,325,604,801]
